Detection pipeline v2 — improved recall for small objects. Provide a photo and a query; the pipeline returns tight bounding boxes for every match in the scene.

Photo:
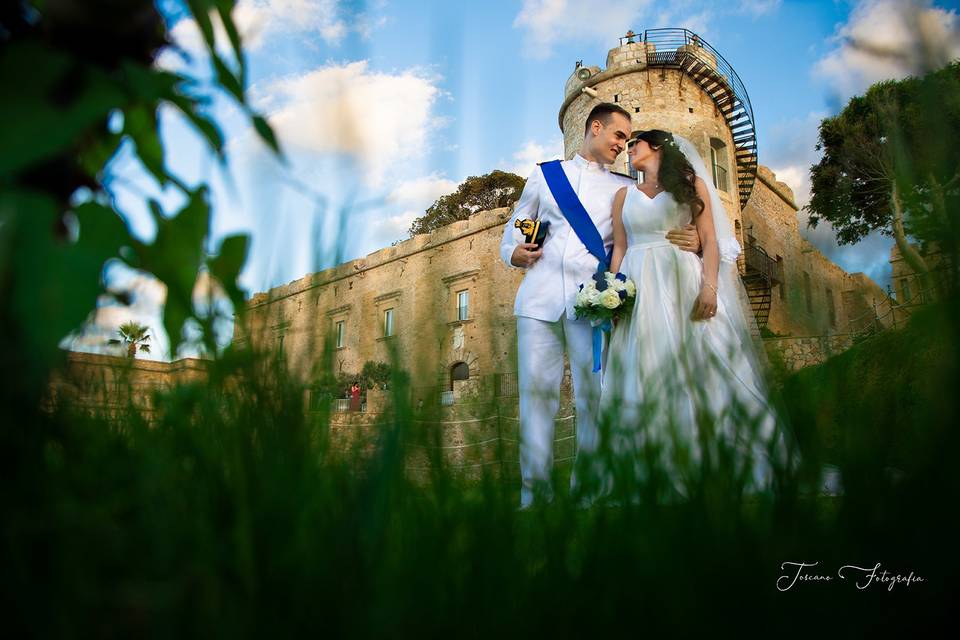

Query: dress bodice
[622,186,692,248]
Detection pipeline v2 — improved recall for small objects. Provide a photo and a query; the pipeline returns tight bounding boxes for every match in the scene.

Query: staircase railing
[743,242,781,285]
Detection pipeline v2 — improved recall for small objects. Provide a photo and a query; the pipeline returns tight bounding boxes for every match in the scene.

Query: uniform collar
[572,152,606,172]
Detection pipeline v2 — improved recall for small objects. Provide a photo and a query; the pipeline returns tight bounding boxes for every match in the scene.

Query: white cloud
[259,61,445,187]
[502,138,564,178]
[763,110,827,209]
[814,0,960,100]
[676,11,712,37]
[736,0,781,16]
[364,210,421,250]
[767,165,810,208]
[512,0,786,57]
[514,0,654,59]
[387,174,459,208]
[356,174,460,250]
[159,0,386,69]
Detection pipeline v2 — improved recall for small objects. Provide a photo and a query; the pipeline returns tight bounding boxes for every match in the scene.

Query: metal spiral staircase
[630,29,759,210]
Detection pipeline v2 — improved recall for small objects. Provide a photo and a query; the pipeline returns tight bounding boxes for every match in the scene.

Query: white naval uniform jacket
[500,154,634,322]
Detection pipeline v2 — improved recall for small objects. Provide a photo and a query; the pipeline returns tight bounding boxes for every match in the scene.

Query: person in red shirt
[349,382,361,412]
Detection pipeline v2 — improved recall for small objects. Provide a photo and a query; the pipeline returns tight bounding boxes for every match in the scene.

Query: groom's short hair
[584,103,631,136]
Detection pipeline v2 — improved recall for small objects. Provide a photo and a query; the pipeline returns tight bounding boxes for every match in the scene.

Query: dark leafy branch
[0,0,280,396]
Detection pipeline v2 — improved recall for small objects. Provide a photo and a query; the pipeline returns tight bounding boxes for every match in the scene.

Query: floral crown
[629,130,679,150]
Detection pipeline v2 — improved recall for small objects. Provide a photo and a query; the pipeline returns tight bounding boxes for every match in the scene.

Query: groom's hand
[666,225,701,254]
[511,243,543,268]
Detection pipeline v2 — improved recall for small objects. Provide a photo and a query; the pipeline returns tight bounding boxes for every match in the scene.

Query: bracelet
[702,282,718,294]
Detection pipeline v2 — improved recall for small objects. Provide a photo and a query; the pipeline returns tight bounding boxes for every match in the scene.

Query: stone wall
[763,334,858,374]
[48,351,209,419]
[323,373,575,481]
[242,207,524,393]
[743,168,890,337]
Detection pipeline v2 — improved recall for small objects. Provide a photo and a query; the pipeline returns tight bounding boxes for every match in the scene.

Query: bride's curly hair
[632,130,705,218]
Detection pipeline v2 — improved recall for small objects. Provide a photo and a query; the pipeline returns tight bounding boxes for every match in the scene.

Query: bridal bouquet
[575,271,637,325]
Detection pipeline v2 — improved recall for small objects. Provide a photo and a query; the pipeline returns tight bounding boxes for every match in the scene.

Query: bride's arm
[693,177,719,320]
[609,187,628,274]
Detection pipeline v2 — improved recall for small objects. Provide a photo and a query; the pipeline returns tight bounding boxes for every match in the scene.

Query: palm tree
[115,321,151,358]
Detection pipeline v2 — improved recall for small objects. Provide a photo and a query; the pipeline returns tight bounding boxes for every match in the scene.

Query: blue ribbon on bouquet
[586,269,622,372]
[541,159,615,373]
[592,318,612,372]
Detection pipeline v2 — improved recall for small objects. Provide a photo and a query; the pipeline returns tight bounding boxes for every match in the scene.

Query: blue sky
[79,0,960,359]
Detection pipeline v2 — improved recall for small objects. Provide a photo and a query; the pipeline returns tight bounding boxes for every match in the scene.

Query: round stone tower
[559,29,759,245]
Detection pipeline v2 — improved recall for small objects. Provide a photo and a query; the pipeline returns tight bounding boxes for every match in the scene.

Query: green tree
[361,360,391,389]
[115,321,152,358]
[806,62,960,294]
[408,170,526,236]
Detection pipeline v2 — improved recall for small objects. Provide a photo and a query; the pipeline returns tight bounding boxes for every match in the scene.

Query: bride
[588,129,792,502]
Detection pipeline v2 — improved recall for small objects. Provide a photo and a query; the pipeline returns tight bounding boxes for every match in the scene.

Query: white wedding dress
[593,185,789,501]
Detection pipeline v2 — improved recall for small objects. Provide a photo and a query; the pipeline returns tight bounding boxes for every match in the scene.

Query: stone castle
[52,29,901,477]
[239,29,892,402]
[51,29,911,477]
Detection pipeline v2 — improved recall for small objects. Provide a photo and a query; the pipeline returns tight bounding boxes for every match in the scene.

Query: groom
[500,103,701,508]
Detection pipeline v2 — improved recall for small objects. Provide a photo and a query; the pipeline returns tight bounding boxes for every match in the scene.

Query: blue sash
[540,159,611,373]
[539,160,610,268]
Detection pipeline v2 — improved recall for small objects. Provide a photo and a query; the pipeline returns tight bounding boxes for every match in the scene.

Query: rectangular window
[384,308,394,337]
[457,290,469,321]
[803,271,812,313]
[335,320,345,348]
[901,278,911,303]
[826,288,836,327]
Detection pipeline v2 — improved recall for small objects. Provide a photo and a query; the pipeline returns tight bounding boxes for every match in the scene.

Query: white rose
[586,286,601,305]
[576,289,590,307]
[600,288,621,309]
[611,278,626,292]
[624,280,636,297]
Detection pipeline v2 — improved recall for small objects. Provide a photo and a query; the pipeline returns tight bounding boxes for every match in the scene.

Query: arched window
[450,362,469,390]
[710,138,730,192]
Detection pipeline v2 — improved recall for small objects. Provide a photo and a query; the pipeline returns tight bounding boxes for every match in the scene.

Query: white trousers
[517,315,601,507]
